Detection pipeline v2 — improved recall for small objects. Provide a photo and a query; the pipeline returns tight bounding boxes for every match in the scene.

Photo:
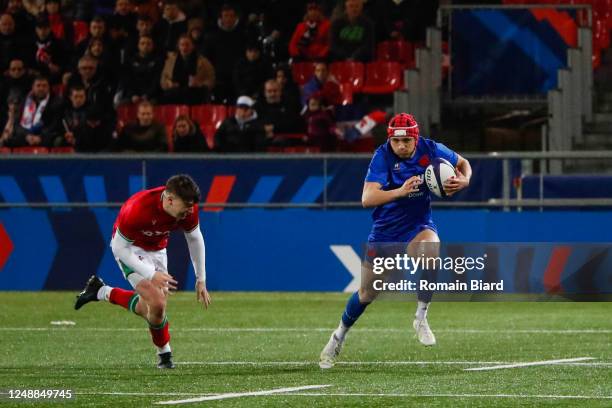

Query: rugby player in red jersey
[74,174,211,369]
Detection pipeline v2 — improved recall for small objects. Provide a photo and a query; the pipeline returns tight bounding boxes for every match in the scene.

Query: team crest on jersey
[152,219,157,225]
[393,162,401,172]
[418,155,430,167]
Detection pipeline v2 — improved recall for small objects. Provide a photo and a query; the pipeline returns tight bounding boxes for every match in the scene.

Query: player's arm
[110,230,178,290]
[184,225,211,309]
[362,177,422,208]
[443,154,471,196]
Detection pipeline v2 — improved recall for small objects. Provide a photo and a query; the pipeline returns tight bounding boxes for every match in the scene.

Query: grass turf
[0,292,610,407]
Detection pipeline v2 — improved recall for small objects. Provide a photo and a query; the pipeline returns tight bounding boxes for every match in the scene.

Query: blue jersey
[365,138,458,242]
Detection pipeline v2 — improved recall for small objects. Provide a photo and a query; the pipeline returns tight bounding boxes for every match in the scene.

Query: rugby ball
[424,158,456,198]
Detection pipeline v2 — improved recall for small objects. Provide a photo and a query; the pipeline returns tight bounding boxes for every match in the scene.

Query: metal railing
[1,151,612,209]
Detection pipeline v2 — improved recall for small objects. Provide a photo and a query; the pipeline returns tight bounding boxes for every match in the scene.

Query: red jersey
[113,186,199,251]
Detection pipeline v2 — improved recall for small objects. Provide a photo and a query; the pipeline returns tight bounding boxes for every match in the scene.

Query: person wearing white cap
[214,95,267,152]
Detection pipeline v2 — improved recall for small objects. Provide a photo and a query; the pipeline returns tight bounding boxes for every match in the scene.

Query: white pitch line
[1,327,612,334]
[177,361,506,366]
[464,357,595,371]
[279,392,612,400]
[155,384,331,405]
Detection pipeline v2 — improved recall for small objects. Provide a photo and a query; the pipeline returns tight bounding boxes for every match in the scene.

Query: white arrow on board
[330,245,361,292]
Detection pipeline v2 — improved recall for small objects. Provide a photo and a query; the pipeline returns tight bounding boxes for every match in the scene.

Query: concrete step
[563,159,612,173]
[581,132,612,145]
[583,121,612,133]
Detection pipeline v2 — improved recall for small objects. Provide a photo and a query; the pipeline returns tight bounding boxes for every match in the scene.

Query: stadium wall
[0,209,610,291]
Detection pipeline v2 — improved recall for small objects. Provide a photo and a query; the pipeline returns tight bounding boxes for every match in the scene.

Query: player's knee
[358,287,377,303]
[148,296,166,317]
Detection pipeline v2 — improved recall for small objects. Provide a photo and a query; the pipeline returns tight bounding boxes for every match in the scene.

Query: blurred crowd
[0,0,437,153]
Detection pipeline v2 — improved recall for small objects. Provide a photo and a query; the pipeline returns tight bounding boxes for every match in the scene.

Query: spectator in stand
[84,37,118,85]
[301,62,341,107]
[115,100,167,152]
[125,13,154,58]
[45,0,73,45]
[370,0,438,42]
[160,34,214,105]
[232,41,272,100]
[65,55,114,115]
[119,34,162,104]
[75,16,110,60]
[302,92,337,152]
[255,79,304,138]
[0,14,25,72]
[215,95,267,152]
[171,114,209,152]
[31,15,67,84]
[274,64,301,115]
[205,3,246,103]
[0,59,33,107]
[4,76,62,147]
[187,17,205,50]
[289,2,330,62]
[154,0,187,53]
[6,0,36,38]
[329,0,374,62]
[22,0,45,16]
[0,95,20,147]
[131,0,160,23]
[108,0,137,64]
[54,84,111,151]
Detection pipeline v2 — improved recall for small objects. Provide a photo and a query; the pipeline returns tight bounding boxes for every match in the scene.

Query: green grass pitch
[0,292,610,407]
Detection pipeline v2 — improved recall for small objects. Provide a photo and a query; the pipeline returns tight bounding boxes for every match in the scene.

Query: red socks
[149,317,170,348]
[109,288,139,311]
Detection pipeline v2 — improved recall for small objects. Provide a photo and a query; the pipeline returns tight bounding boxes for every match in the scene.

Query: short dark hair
[166,174,200,204]
[69,84,86,94]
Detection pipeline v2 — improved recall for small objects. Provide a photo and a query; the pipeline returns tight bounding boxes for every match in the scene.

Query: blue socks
[341,291,370,328]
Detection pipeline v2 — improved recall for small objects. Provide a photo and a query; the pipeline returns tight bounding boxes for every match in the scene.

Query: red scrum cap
[387,113,419,144]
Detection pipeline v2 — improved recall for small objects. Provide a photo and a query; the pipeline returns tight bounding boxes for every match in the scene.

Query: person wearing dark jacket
[119,34,162,104]
[172,114,209,152]
[232,42,271,100]
[215,95,267,152]
[329,0,375,62]
[31,15,67,84]
[4,76,62,147]
[154,0,188,53]
[116,100,167,152]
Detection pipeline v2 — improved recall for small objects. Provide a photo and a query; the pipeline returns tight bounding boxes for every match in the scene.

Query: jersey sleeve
[115,206,140,242]
[364,149,389,185]
[180,204,200,232]
[433,142,459,167]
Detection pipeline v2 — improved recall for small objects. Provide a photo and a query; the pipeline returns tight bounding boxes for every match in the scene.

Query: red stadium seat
[12,146,49,154]
[282,146,321,153]
[0,147,11,154]
[116,104,138,123]
[376,40,415,69]
[50,147,75,154]
[361,62,403,94]
[339,83,353,105]
[330,62,364,92]
[291,62,316,86]
[199,123,217,149]
[154,105,190,126]
[73,21,89,45]
[191,104,227,130]
[165,125,174,152]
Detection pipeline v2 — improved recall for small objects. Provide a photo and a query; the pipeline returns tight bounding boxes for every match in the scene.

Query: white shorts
[113,245,167,289]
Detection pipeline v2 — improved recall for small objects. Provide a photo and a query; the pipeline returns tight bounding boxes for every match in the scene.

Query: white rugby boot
[319,331,345,369]
[413,317,436,346]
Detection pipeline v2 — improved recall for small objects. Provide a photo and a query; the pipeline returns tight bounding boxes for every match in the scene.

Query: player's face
[389,137,416,158]
[167,194,194,220]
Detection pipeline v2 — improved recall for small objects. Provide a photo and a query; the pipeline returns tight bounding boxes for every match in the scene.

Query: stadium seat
[291,62,316,86]
[154,105,190,126]
[330,62,365,92]
[282,146,321,153]
[190,104,227,130]
[73,21,89,45]
[165,125,174,152]
[199,123,217,149]
[12,146,49,154]
[376,40,415,69]
[50,147,75,154]
[0,147,11,154]
[116,104,138,123]
[339,82,353,105]
[361,62,403,94]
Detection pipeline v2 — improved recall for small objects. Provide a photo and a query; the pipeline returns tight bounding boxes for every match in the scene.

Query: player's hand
[397,176,422,197]
[443,169,469,196]
[196,281,211,309]
[151,271,178,292]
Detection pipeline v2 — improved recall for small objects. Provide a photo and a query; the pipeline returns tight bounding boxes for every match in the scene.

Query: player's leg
[320,257,379,369]
[408,228,440,346]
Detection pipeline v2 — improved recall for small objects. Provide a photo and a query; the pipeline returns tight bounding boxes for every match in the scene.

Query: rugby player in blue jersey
[320,113,472,368]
